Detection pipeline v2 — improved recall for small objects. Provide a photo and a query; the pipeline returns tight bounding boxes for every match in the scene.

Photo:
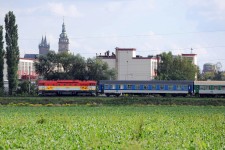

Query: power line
[18,29,225,40]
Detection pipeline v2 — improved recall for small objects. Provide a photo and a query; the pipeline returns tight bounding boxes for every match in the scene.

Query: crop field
[0,106,224,149]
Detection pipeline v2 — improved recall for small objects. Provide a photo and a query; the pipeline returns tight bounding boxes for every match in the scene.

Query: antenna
[190,48,193,54]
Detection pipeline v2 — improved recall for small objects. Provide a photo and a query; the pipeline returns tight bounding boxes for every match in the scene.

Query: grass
[0,106,224,149]
[1,96,225,106]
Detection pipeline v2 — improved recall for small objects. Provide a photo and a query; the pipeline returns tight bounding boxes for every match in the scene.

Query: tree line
[34,51,117,81]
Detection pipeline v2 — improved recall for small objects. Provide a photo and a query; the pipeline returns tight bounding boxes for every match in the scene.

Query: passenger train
[38,80,225,97]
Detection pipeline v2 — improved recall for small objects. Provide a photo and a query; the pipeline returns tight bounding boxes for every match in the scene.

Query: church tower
[39,36,50,55]
[58,21,69,53]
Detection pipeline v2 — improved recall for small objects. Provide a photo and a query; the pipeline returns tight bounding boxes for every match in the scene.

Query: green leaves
[156,52,197,80]
[34,52,116,80]
[0,106,224,149]
[4,11,19,95]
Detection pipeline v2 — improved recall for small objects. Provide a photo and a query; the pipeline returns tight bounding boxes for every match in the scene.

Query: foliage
[34,51,57,79]
[16,80,37,96]
[4,11,19,95]
[0,106,224,149]
[87,58,117,81]
[34,52,116,81]
[155,52,197,80]
[199,71,225,81]
[0,97,225,106]
[0,25,4,96]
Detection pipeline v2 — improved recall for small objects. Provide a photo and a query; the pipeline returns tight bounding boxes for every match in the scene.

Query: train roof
[38,80,96,83]
[99,80,194,84]
[194,81,225,85]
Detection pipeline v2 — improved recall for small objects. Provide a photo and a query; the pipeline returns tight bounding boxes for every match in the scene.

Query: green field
[0,106,224,149]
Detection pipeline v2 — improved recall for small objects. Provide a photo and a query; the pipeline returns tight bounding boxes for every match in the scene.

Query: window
[160,85,164,90]
[183,85,188,90]
[176,85,182,90]
[168,85,173,90]
[200,85,205,90]
[104,84,109,89]
[135,85,140,90]
[152,85,156,90]
[127,85,132,89]
[143,85,148,90]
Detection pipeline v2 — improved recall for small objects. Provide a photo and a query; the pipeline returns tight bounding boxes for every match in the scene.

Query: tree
[69,54,87,80]
[34,51,58,79]
[0,25,5,96]
[156,52,197,80]
[5,11,20,95]
[87,58,116,81]
[34,52,116,81]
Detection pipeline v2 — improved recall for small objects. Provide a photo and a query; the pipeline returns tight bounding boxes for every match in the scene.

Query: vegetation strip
[0,97,225,106]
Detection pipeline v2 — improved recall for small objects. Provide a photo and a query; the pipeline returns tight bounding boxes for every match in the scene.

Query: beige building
[97,47,159,80]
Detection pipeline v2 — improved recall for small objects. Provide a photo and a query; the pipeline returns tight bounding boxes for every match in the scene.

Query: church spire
[58,18,69,53]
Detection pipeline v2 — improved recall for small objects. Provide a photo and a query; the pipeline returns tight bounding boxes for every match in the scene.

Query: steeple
[58,19,69,53]
[39,35,50,55]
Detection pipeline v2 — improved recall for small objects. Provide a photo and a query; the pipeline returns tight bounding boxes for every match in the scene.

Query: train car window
[118,85,123,89]
[152,85,156,90]
[214,86,219,90]
[200,85,205,90]
[127,85,132,89]
[183,85,188,90]
[104,85,109,89]
[222,86,225,90]
[143,85,147,90]
[168,85,173,90]
[160,85,164,90]
[135,85,140,90]
[176,85,181,90]
[112,84,115,89]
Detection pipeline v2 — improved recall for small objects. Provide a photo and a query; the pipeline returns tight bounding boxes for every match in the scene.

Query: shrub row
[0,96,225,106]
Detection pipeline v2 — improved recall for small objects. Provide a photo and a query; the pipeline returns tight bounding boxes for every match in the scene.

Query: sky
[1,0,225,71]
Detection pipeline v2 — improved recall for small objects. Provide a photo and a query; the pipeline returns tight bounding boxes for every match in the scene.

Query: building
[181,54,197,66]
[24,54,38,59]
[39,36,50,55]
[58,21,69,53]
[97,47,159,80]
[203,63,216,73]
[18,58,38,79]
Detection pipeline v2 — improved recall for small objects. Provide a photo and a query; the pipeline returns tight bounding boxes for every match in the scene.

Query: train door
[194,84,200,94]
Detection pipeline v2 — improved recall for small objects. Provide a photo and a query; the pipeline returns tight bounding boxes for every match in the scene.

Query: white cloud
[48,2,82,18]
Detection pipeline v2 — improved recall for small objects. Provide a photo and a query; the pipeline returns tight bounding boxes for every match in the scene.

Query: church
[38,21,69,55]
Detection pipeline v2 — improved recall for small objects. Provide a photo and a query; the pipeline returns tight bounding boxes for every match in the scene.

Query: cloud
[48,2,82,18]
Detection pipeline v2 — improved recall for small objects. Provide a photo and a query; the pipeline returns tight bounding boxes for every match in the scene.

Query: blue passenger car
[98,80,194,97]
